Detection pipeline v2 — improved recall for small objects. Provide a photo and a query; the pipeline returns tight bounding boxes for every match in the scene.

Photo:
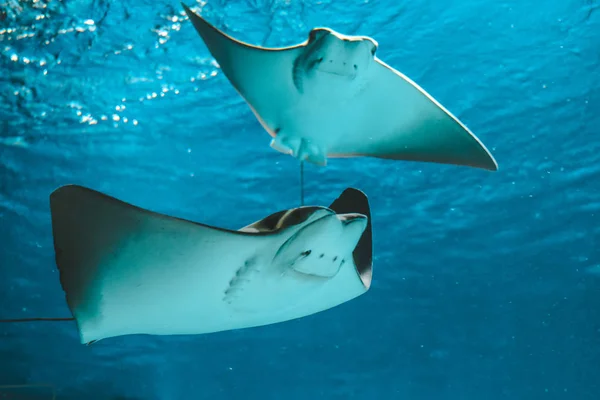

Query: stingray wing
[182,4,303,132]
[49,185,270,343]
[332,59,498,171]
[327,188,373,289]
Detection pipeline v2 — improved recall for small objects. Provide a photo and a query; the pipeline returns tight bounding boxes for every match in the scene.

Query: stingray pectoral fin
[333,59,498,171]
[270,134,300,155]
[182,4,303,130]
[49,184,270,344]
[327,188,373,289]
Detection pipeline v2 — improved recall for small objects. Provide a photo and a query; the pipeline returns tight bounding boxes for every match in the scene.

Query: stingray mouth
[309,57,358,79]
[315,69,357,79]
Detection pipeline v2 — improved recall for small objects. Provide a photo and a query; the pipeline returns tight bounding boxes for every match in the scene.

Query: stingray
[181,4,498,172]
[24,184,373,344]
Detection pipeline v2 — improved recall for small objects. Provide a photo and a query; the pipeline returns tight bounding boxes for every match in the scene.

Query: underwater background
[1,0,599,399]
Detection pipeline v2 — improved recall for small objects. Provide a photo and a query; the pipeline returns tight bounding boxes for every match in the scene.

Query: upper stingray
[182,4,498,171]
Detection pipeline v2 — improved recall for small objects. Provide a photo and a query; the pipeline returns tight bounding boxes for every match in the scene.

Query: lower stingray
[49,185,373,344]
[182,4,498,171]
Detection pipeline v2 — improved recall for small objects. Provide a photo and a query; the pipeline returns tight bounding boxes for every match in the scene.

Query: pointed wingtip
[181,3,199,22]
[474,150,498,172]
[465,131,499,172]
[489,152,499,171]
[365,59,500,172]
[480,150,499,172]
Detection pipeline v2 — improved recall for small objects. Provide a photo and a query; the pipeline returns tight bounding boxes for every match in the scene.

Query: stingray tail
[299,161,305,206]
[0,317,74,322]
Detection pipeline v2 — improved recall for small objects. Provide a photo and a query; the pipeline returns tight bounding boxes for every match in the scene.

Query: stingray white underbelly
[83,240,365,341]
[271,73,372,163]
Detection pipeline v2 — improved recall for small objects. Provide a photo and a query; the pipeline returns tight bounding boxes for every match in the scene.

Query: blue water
[1,0,599,398]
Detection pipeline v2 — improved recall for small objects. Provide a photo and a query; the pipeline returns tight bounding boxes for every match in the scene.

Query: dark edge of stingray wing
[371,58,499,172]
[239,206,329,233]
[50,184,268,237]
[239,209,289,233]
[328,188,373,289]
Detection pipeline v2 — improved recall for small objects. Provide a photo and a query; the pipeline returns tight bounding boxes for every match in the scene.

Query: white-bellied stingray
[46,184,373,344]
[182,4,498,171]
